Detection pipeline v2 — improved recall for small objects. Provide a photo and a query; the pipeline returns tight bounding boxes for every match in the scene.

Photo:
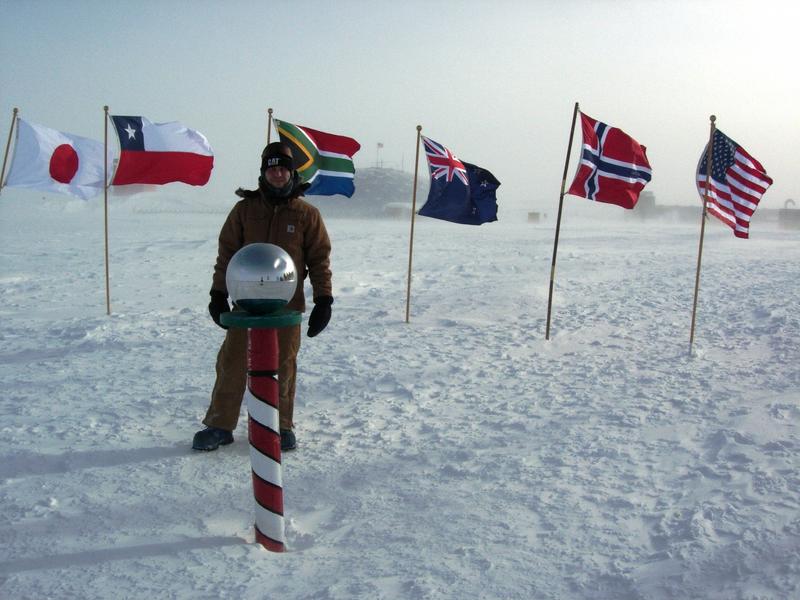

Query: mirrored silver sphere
[225,243,297,314]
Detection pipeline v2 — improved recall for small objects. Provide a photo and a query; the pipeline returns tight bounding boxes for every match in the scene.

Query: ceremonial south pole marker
[222,243,301,552]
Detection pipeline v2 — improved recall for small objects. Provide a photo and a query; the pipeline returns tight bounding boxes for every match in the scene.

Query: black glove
[307,296,333,337]
[208,290,230,329]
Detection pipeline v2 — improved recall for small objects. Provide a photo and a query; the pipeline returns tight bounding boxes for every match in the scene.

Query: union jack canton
[422,136,468,185]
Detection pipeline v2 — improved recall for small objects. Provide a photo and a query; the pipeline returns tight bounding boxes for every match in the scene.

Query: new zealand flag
[419,136,500,225]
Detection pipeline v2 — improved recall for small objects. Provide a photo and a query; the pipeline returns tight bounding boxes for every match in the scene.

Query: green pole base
[220,308,302,329]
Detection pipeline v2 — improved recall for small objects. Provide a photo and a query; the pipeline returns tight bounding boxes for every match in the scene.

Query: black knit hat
[261,142,294,172]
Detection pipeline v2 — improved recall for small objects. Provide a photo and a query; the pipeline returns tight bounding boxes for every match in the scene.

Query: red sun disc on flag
[49,144,79,183]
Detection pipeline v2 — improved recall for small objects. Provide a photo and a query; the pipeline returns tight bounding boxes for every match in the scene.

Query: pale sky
[1,0,798,211]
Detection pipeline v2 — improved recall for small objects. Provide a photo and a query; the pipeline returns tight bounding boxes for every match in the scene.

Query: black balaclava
[235,141,308,201]
[259,141,297,198]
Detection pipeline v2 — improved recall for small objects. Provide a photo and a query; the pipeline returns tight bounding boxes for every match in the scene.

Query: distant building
[778,199,799,230]
[384,202,413,219]
[306,166,424,220]
[624,191,796,227]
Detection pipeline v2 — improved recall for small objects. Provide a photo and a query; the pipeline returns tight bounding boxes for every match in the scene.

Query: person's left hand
[208,289,230,329]
[307,296,333,337]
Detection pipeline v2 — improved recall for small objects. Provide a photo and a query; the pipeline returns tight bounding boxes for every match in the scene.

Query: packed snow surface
[1,195,798,599]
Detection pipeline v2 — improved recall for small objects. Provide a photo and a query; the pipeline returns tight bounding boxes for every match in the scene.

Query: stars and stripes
[567,112,652,209]
[421,136,468,185]
[696,129,772,239]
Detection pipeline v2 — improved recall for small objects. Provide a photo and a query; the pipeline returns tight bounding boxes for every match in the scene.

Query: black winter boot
[280,429,297,451]
[192,427,234,451]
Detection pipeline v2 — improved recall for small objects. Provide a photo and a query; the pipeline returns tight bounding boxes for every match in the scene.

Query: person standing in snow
[193,141,333,452]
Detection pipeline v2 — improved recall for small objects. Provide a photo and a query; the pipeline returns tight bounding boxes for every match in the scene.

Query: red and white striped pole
[245,327,284,552]
[221,242,301,552]
[222,310,300,552]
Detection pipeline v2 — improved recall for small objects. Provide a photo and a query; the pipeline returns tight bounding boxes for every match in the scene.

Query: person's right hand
[307,296,333,337]
[208,290,230,329]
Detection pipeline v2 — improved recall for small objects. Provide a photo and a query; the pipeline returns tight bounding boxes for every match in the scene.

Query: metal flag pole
[267,108,273,144]
[689,114,717,353]
[545,101,580,340]
[376,142,384,168]
[0,107,19,194]
[103,105,111,315]
[405,125,422,324]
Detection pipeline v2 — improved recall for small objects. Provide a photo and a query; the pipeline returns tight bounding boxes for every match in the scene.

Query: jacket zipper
[268,204,279,243]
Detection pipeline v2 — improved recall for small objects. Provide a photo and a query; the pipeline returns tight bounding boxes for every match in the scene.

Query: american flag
[421,136,468,185]
[696,129,772,239]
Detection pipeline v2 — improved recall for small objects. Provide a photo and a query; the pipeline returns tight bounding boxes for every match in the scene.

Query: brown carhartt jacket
[211,187,332,313]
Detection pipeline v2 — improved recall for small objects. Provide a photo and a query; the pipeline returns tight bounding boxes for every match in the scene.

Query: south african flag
[274,119,361,197]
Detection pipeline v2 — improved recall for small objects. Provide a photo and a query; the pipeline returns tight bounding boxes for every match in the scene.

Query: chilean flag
[111,116,213,186]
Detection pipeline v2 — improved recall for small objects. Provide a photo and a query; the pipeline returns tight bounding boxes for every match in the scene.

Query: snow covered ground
[1,194,798,599]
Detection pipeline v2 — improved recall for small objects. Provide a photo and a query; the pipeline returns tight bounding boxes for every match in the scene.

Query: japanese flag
[4,118,108,200]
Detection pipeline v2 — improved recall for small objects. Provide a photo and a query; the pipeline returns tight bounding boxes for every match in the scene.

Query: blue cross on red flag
[419,136,500,225]
[567,112,652,209]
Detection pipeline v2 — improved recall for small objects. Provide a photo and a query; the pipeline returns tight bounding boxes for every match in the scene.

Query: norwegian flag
[568,112,652,209]
[696,129,772,239]
[421,136,468,185]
